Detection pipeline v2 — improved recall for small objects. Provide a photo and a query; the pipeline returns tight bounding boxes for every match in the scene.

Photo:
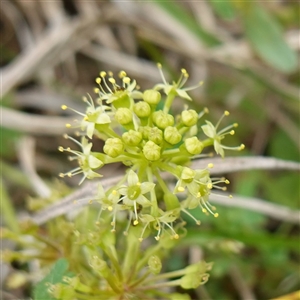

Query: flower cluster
[60,64,244,240]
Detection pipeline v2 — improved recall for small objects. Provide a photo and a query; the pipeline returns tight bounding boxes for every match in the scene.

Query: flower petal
[127,170,139,186]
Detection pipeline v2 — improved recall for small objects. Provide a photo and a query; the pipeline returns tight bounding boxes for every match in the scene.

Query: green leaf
[156,1,220,46]
[243,5,297,73]
[209,0,236,20]
[33,258,69,300]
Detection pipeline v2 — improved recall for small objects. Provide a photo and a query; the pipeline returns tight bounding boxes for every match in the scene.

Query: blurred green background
[1,1,299,299]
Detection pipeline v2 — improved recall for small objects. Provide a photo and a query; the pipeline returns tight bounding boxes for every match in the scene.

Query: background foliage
[1,1,299,299]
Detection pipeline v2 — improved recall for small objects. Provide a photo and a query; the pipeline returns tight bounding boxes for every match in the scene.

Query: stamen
[181,208,201,225]
[157,63,167,85]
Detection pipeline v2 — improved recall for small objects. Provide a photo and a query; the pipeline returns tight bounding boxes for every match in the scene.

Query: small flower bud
[133,101,151,118]
[115,108,133,125]
[164,126,182,145]
[90,256,109,278]
[185,137,203,155]
[181,109,198,127]
[152,111,174,129]
[103,138,124,157]
[143,89,161,105]
[148,255,162,274]
[148,127,163,144]
[143,141,161,161]
[122,130,142,146]
[138,126,151,139]
[180,273,207,289]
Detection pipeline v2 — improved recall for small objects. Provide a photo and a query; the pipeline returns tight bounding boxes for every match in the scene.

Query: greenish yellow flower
[95,71,143,108]
[202,111,245,157]
[154,63,203,101]
[58,136,103,184]
[139,208,180,241]
[62,95,111,139]
[119,170,155,224]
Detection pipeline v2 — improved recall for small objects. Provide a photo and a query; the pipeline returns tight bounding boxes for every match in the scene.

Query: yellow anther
[94,88,100,94]
[233,123,238,127]
[197,192,201,198]
[123,77,130,84]
[204,107,209,114]
[63,134,68,139]
[61,105,67,110]
[138,238,143,242]
[59,173,64,178]
[67,173,72,177]
[112,190,118,195]
[65,124,71,128]
[173,234,179,239]
[133,220,139,226]
[224,110,230,116]
[108,78,116,84]
[199,81,204,86]
[230,130,235,135]
[207,163,214,168]
[229,194,233,198]
[240,144,245,150]
[95,77,101,84]
[202,208,207,213]
[155,236,160,241]
[108,71,113,77]
[157,63,162,69]
[100,71,106,77]
[58,146,64,152]
[225,179,230,184]
[119,71,127,78]
[222,187,227,191]
[207,183,213,189]
[177,186,185,192]
[108,206,113,211]
[196,220,201,225]
[214,213,219,218]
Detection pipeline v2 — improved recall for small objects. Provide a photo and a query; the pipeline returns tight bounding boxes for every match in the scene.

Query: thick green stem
[163,92,176,114]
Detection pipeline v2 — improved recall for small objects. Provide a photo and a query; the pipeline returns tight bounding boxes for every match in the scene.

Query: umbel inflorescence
[59,64,244,241]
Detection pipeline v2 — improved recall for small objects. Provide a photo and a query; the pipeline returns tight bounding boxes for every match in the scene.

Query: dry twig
[29,157,300,225]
